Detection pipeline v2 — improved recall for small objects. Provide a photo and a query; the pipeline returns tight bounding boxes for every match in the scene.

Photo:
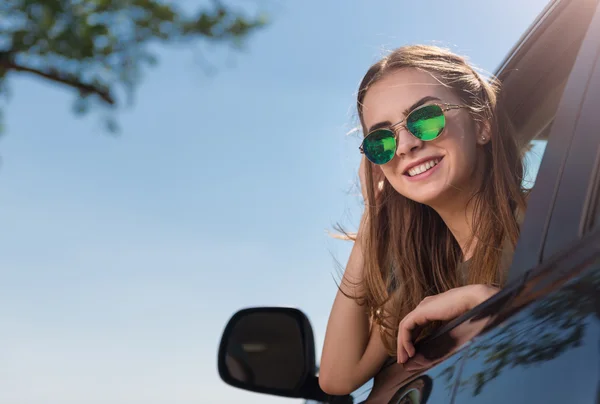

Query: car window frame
[539,5,600,261]
[508,0,600,281]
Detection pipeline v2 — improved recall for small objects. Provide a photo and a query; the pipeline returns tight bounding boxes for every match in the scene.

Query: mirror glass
[223,311,307,391]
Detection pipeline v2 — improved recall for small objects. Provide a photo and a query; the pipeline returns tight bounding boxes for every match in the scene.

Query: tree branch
[0,59,115,105]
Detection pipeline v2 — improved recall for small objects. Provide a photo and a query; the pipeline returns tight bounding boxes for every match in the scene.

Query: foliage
[0,0,267,133]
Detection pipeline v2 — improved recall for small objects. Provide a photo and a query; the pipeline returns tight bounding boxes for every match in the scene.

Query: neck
[431,151,486,261]
[433,197,477,261]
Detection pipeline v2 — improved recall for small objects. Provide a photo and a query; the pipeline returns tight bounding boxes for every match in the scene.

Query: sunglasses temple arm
[443,104,468,111]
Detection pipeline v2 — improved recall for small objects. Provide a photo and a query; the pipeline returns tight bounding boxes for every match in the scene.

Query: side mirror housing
[217,307,339,402]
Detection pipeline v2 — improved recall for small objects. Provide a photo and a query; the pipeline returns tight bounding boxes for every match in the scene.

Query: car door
[453,1,600,403]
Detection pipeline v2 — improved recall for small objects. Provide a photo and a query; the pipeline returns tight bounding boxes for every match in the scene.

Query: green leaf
[2,0,268,134]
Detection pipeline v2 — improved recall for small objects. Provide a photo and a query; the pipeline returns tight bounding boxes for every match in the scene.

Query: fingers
[397,336,410,364]
[395,286,497,365]
[397,301,433,364]
[397,315,416,363]
[397,315,423,363]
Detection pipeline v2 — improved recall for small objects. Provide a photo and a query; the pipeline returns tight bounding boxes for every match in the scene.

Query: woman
[319,45,527,396]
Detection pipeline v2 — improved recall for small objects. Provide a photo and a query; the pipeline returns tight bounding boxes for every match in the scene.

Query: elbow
[318,370,356,396]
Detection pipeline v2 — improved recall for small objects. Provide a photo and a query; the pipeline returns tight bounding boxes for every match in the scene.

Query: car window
[528,0,600,261]
[498,0,593,200]
[503,0,600,280]
[522,140,548,190]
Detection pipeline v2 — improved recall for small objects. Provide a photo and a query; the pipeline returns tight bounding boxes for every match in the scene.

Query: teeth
[408,158,440,177]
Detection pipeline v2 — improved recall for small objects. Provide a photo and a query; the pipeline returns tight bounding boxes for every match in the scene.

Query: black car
[216,0,600,402]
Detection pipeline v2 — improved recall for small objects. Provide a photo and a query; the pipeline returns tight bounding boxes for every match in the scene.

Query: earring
[481,136,487,141]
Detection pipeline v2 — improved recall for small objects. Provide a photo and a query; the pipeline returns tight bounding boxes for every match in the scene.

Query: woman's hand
[397,284,499,364]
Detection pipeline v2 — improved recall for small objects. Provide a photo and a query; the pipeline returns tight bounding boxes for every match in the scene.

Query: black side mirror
[218,307,343,402]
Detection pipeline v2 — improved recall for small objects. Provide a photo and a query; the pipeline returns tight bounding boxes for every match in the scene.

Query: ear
[476,120,492,146]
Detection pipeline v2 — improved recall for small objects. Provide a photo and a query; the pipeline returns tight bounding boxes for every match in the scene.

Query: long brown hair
[347,45,527,355]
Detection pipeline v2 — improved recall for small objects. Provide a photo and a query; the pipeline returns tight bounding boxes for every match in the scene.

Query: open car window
[522,0,600,262]
[533,0,600,253]
[501,0,600,280]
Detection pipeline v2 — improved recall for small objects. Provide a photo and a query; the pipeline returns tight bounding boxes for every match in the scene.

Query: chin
[407,196,441,207]
[402,187,448,207]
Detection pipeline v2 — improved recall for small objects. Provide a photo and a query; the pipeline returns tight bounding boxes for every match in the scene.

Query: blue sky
[0,1,550,403]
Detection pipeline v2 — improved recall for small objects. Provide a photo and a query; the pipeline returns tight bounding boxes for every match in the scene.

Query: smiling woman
[318,45,528,396]
[361,69,495,208]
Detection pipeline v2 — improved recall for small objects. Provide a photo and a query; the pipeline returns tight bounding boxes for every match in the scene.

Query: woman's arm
[319,158,389,395]
[396,284,499,363]
[319,228,390,396]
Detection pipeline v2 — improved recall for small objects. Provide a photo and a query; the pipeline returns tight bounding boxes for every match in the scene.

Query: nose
[395,126,423,157]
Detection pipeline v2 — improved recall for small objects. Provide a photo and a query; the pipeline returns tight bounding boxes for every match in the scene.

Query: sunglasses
[359,103,468,165]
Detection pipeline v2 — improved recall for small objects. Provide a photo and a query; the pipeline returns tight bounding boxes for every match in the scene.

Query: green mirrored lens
[363,129,396,164]
[406,105,445,141]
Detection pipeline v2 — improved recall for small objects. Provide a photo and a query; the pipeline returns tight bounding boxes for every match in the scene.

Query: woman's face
[361,68,489,207]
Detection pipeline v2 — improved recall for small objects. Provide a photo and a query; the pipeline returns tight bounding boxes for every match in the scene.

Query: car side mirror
[217,307,341,402]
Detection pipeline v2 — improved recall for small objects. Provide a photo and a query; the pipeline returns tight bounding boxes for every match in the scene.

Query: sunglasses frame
[359,103,469,164]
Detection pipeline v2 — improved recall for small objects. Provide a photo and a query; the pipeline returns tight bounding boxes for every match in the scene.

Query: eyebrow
[366,96,442,133]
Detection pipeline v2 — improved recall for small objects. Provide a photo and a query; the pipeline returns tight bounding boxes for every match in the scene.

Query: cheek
[443,124,480,171]
[379,164,407,194]
[446,147,477,182]
[380,165,399,182]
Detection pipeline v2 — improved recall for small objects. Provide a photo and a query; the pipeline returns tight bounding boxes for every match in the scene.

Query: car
[216,0,600,402]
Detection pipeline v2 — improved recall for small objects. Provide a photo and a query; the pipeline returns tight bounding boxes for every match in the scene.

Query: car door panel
[361,350,468,404]
[454,243,600,404]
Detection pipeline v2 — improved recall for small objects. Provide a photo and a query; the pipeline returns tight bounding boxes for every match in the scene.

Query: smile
[406,158,442,177]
